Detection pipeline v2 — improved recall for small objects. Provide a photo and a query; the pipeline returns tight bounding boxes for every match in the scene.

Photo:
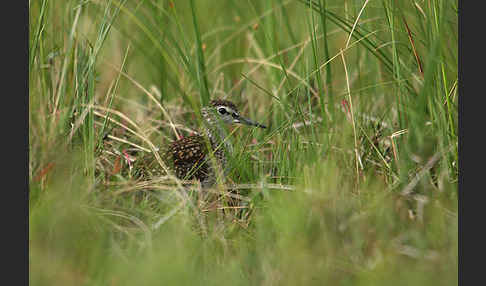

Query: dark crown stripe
[209,99,238,112]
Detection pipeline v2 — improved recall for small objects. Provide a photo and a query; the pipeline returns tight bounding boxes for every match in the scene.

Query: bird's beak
[235,115,267,129]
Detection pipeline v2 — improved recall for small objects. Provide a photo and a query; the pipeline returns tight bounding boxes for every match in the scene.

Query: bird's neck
[201,108,233,154]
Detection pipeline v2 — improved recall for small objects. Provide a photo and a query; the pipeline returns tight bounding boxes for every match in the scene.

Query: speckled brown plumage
[165,134,225,186]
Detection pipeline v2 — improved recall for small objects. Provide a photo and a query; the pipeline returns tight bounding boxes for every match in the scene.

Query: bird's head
[202,99,267,129]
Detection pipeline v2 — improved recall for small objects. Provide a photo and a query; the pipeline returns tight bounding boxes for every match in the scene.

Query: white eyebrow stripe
[218,106,236,114]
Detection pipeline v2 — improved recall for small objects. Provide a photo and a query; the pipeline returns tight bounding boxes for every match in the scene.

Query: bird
[165,99,266,188]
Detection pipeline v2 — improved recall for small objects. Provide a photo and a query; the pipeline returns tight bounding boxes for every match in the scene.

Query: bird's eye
[218,108,227,115]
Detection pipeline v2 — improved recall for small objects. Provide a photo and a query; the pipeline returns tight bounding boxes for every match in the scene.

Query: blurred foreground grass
[29,0,457,285]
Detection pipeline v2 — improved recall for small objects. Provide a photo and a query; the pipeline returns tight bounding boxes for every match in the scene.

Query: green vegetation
[29,0,458,285]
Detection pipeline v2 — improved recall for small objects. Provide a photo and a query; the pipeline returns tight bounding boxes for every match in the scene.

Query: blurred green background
[29,0,457,285]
